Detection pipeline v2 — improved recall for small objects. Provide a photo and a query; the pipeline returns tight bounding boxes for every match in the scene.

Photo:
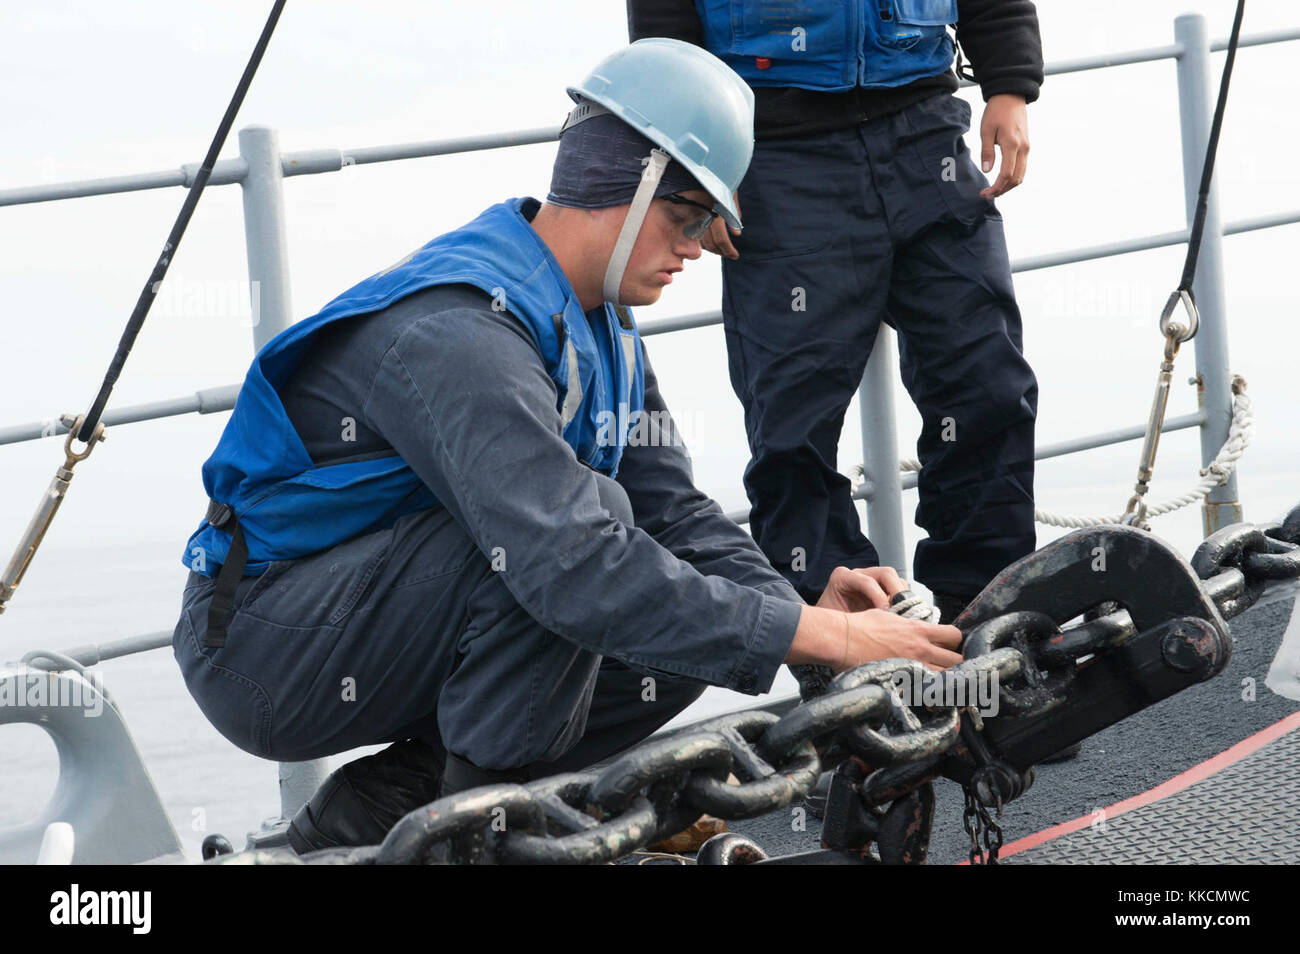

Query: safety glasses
[661,193,718,241]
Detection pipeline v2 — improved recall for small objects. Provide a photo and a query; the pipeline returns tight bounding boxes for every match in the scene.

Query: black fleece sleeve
[955,0,1045,103]
[627,0,704,45]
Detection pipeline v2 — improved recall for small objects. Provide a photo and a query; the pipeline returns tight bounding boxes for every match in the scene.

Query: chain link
[961,785,1006,866]
[980,797,1004,864]
[962,786,983,864]
[248,501,1300,866]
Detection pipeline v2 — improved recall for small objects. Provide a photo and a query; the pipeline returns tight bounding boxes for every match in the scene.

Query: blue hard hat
[567,38,755,231]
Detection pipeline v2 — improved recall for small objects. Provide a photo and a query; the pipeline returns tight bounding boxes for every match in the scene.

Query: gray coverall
[173,282,805,773]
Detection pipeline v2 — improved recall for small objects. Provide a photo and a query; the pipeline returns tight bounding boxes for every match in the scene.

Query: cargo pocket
[238,558,293,612]
[727,0,853,86]
[900,94,997,232]
[733,135,858,262]
[878,0,958,50]
[236,526,393,630]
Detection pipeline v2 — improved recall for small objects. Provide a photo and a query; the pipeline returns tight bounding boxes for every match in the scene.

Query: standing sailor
[172,38,960,853]
[629,1,1043,622]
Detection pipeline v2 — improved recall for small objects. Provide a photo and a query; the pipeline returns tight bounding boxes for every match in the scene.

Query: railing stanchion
[239,124,331,816]
[278,759,331,825]
[1175,14,1242,534]
[859,324,908,577]
[238,125,295,350]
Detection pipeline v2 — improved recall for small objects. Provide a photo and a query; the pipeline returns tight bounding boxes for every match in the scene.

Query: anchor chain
[215,501,1300,866]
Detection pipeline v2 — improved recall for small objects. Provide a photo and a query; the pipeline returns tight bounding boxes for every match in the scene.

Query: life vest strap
[203,500,248,649]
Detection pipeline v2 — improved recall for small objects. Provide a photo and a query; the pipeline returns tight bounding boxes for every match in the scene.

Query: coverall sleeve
[615,346,804,605]
[362,307,801,694]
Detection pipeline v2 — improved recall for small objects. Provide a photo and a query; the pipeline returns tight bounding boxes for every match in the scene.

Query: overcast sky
[1,0,1298,665]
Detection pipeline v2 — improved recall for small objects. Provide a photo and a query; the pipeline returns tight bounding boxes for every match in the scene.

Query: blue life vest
[695,0,957,91]
[183,196,646,579]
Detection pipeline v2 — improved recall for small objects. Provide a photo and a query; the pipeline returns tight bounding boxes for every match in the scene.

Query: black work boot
[438,753,532,798]
[287,738,445,854]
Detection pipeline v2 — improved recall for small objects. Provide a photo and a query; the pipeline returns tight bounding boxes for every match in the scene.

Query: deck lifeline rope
[854,377,1254,530]
[1034,380,1252,529]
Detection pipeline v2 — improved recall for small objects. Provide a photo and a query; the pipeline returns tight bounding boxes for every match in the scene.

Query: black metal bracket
[944,524,1232,784]
[814,757,935,863]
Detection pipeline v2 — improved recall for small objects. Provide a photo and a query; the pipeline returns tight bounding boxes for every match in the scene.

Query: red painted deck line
[966,709,1300,863]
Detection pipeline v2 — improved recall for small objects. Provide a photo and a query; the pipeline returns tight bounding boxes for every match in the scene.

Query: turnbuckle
[0,414,106,615]
[1122,289,1201,529]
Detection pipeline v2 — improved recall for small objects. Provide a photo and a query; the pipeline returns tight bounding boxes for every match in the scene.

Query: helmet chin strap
[602,147,670,304]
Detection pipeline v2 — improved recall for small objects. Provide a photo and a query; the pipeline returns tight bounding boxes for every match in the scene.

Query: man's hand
[786,603,963,673]
[816,565,907,613]
[841,608,963,672]
[702,191,741,259]
[979,93,1030,199]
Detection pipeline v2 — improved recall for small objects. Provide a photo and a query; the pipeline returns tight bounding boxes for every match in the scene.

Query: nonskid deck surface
[999,712,1300,864]
[725,579,1300,865]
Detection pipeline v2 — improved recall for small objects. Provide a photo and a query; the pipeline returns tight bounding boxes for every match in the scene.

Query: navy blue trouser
[173,479,707,771]
[722,92,1038,602]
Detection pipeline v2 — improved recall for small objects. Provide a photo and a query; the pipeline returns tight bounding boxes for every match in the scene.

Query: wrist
[786,605,848,667]
[982,85,1036,106]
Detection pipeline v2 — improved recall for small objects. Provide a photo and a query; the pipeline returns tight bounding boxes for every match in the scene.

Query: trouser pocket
[897,94,997,231]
